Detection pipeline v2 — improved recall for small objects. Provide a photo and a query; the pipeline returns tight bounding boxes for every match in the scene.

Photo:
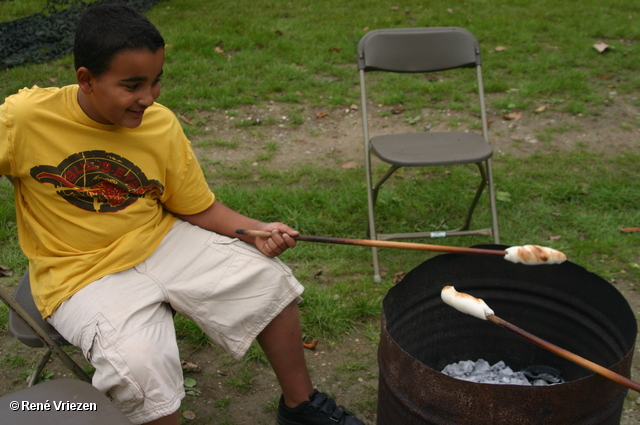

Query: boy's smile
[77,48,165,128]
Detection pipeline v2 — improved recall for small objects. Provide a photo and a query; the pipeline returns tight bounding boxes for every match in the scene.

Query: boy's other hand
[254,223,298,257]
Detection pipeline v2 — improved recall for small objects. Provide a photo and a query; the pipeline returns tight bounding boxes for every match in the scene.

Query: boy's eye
[125,84,138,90]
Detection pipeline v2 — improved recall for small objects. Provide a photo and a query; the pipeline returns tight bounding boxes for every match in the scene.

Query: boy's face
[77,48,164,128]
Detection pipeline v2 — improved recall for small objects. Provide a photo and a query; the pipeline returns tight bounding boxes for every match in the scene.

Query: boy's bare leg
[143,411,180,425]
[257,301,314,408]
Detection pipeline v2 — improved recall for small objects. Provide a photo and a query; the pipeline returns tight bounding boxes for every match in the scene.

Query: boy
[0,3,364,425]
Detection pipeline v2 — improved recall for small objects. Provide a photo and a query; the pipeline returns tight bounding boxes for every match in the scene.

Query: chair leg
[454,162,489,232]
[27,348,53,387]
[366,160,498,278]
[371,165,400,208]
[487,159,500,243]
[368,165,400,282]
[371,247,382,283]
[367,184,382,282]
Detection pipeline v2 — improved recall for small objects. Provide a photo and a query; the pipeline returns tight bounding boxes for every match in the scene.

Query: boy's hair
[74,3,165,75]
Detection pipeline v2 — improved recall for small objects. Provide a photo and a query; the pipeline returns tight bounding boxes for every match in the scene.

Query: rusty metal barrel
[378,245,637,425]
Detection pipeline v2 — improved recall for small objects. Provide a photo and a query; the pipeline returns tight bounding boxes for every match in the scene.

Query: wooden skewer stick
[235,229,507,257]
[442,286,640,393]
[486,314,640,393]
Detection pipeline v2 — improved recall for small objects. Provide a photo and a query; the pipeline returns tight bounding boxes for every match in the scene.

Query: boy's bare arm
[172,200,298,258]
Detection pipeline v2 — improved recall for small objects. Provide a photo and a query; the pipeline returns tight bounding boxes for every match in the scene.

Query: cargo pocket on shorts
[81,314,145,413]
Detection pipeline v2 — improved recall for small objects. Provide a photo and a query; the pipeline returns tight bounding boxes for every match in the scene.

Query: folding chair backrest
[357,27,480,74]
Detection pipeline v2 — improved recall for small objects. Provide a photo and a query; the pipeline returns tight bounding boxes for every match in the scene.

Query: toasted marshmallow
[504,245,567,265]
[441,285,494,320]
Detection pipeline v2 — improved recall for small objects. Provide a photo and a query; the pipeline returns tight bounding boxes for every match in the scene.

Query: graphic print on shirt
[30,150,164,213]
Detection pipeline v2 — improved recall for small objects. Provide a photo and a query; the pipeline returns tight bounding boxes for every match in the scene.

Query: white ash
[441,359,556,386]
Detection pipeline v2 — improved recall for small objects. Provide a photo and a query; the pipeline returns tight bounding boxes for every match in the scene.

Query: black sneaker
[277,390,365,425]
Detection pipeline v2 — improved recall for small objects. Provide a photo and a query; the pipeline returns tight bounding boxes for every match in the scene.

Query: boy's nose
[139,88,158,106]
[139,92,155,106]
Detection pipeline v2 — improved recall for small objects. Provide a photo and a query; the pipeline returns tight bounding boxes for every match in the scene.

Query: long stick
[487,314,640,393]
[235,229,507,257]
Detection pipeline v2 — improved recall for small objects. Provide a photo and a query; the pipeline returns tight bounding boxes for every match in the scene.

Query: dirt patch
[189,94,640,173]
[1,94,640,424]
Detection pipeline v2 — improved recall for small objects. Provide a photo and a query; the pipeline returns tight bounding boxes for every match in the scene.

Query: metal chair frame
[0,272,91,386]
[358,27,500,281]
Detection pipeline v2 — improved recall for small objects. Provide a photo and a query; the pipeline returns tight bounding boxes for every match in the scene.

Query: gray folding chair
[1,271,91,386]
[357,27,500,281]
[0,378,133,424]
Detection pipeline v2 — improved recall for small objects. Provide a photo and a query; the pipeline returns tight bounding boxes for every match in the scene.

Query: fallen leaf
[391,107,405,114]
[551,211,561,216]
[496,191,511,203]
[0,265,12,277]
[495,46,507,52]
[328,47,341,53]
[313,270,323,278]
[598,75,613,79]
[593,42,612,53]
[182,410,196,420]
[49,77,57,83]
[275,29,283,35]
[534,105,547,113]
[363,26,369,31]
[390,7,399,11]
[303,339,319,349]
[549,235,562,240]
[184,377,197,388]
[181,361,201,373]
[316,112,329,119]
[503,112,522,120]
[214,46,225,54]
[350,104,359,111]
[178,114,193,125]
[447,8,453,13]
[620,227,640,233]
[342,161,357,169]
[393,272,406,284]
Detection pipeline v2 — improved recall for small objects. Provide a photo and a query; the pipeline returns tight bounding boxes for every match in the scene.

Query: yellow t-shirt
[0,85,215,318]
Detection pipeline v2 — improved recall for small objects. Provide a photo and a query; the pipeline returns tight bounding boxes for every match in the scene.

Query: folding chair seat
[0,378,133,424]
[2,271,91,386]
[357,27,500,281]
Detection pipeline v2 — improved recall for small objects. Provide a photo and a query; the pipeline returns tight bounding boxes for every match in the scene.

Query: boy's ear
[76,67,94,94]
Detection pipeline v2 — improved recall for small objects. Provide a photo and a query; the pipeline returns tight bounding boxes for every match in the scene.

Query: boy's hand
[253,223,298,257]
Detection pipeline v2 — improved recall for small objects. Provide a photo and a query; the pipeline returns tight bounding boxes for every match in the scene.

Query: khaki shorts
[48,220,304,424]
